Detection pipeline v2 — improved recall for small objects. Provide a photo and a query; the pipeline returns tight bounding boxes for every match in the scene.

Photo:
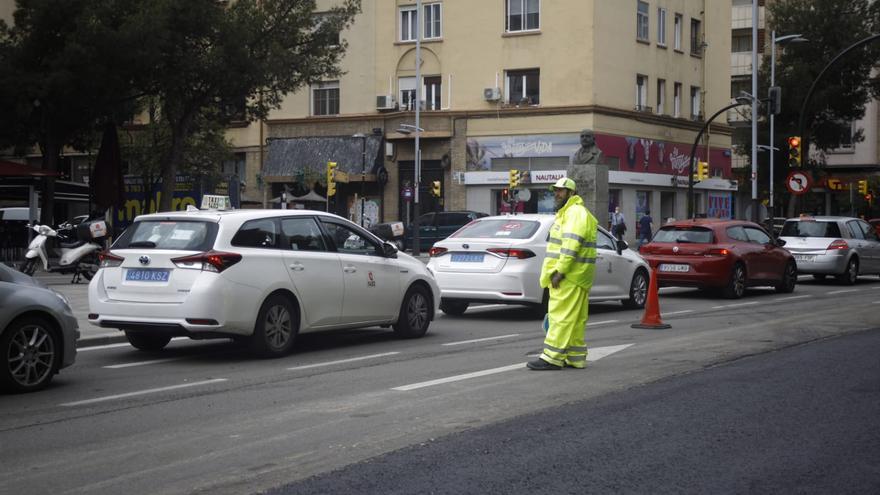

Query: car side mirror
[616,239,628,254]
[775,238,786,247]
[382,241,398,258]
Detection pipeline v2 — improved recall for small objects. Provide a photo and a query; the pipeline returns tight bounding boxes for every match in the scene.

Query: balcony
[731,4,764,30]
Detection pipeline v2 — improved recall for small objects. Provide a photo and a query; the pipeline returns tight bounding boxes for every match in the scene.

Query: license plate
[451,253,484,263]
[794,255,815,262]
[125,269,170,282]
[659,263,689,272]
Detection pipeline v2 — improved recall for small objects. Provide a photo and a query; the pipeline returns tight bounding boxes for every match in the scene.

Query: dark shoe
[527,359,562,371]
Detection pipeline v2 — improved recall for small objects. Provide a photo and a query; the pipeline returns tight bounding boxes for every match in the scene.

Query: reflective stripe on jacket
[540,195,598,290]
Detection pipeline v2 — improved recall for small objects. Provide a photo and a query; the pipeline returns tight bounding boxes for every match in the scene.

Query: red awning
[0,160,60,177]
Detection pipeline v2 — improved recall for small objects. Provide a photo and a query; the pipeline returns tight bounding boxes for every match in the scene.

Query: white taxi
[88,209,439,357]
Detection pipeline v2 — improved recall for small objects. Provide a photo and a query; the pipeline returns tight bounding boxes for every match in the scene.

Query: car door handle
[343,266,357,273]
[288,263,305,271]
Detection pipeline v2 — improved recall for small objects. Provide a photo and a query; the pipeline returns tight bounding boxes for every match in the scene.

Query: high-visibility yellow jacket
[540,195,598,290]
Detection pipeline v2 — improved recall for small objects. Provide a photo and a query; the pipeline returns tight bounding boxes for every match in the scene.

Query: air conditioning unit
[376,95,397,110]
[483,87,502,102]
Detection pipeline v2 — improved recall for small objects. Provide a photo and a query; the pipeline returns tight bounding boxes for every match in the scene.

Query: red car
[638,219,797,299]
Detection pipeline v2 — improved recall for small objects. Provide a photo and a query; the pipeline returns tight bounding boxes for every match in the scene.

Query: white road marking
[287,352,400,371]
[661,310,695,316]
[104,357,186,369]
[828,289,859,295]
[60,378,228,407]
[712,301,759,309]
[587,320,619,326]
[442,334,520,346]
[774,295,812,302]
[78,337,187,352]
[392,344,633,392]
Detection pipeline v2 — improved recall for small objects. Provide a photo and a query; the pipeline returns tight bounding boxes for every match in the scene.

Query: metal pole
[412,0,422,256]
[750,0,759,222]
[770,30,776,218]
[360,136,366,226]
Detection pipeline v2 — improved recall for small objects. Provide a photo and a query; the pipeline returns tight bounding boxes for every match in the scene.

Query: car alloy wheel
[724,263,746,299]
[623,269,648,309]
[251,295,298,358]
[838,258,858,285]
[265,305,293,349]
[775,261,797,294]
[1,317,58,393]
[394,285,430,338]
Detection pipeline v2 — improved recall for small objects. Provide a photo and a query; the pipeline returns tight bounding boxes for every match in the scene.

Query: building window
[690,18,702,55]
[506,68,540,105]
[312,81,339,116]
[731,29,751,53]
[674,82,682,117]
[637,1,649,41]
[400,6,417,42]
[314,12,341,46]
[657,7,667,46]
[506,0,539,32]
[690,86,701,119]
[673,13,682,51]
[834,121,855,150]
[399,76,417,110]
[656,78,666,115]
[424,76,442,110]
[424,3,442,39]
[636,74,648,111]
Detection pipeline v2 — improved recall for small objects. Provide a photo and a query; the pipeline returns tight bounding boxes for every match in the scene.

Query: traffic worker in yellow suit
[527,177,598,370]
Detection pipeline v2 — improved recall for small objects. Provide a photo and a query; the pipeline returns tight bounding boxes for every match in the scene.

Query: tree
[0,0,152,224]
[137,0,360,212]
[751,0,880,216]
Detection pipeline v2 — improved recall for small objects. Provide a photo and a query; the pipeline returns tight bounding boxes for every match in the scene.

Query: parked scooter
[20,219,107,283]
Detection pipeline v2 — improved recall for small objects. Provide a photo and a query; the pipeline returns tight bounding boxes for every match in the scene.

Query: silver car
[426,214,650,315]
[0,264,78,392]
[778,216,880,284]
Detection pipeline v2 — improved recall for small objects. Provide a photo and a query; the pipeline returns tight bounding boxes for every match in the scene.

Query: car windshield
[113,220,217,251]
[449,219,541,239]
[652,227,714,243]
[780,220,842,238]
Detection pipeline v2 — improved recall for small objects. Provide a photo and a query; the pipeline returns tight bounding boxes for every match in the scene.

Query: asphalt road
[270,328,880,495]
[0,276,878,494]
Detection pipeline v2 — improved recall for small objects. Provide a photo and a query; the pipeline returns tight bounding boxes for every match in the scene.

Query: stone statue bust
[572,129,604,165]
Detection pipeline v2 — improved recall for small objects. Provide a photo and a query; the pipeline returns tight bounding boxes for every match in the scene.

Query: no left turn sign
[786,171,812,195]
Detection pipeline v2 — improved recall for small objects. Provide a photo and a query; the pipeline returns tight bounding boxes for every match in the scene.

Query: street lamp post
[750,0,758,222]
[770,31,806,218]
[353,133,367,226]
[412,0,423,256]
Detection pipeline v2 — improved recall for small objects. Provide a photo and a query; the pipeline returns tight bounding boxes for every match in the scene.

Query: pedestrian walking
[610,206,626,240]
[638,210,653,246]
[528,178,598,371]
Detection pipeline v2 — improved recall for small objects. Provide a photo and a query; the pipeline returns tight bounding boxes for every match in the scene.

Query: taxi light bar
[98,251,124,268]
[171,251,242,273]
[827,239,849,250]
[428,247,448,257]
[487,248,536,259]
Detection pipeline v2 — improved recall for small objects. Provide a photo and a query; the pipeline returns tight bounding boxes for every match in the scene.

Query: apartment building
[262,0,734,232]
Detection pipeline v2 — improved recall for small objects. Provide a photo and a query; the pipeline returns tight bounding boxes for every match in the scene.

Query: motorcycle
[20,219,107,283]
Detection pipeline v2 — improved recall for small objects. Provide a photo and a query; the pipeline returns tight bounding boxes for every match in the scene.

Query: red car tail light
[827,239,848,251]
[429,247,448,257]
[98,251,124,268]
[706,248,730,257]
[487,248,536,259]
[171,251,242,273]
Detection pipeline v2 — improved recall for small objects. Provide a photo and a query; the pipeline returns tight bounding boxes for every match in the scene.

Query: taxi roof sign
[200,195,232,210]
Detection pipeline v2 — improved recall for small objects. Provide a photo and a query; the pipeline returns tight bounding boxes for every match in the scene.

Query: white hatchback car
[88,209,440,357]
[426,214,650,315]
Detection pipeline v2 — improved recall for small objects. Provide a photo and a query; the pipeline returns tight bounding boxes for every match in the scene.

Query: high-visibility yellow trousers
[540,279,589,368]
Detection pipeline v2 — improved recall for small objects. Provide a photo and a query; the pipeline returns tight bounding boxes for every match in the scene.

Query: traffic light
[698,161,709,180]
[509,169,520,190]
[768,86,782,115]
[431,180,441,197]
[858,179,868,195]
[787,136,802,167]
[326,161,337,197]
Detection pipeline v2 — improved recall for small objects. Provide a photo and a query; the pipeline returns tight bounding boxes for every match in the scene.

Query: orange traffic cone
[631,266,671,329]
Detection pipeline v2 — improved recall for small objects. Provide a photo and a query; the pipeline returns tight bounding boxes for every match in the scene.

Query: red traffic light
[787,136,801,148]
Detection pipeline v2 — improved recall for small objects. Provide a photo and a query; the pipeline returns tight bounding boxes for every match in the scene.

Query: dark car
[638,218,797,299]
[405,210,488,252]
[0,263,78,392]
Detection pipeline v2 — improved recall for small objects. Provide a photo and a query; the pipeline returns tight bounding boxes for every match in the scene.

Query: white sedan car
[88,209,439,357]
[426,214,650,315]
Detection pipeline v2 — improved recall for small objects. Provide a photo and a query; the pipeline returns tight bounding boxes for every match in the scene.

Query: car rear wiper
[128,241,157,248]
